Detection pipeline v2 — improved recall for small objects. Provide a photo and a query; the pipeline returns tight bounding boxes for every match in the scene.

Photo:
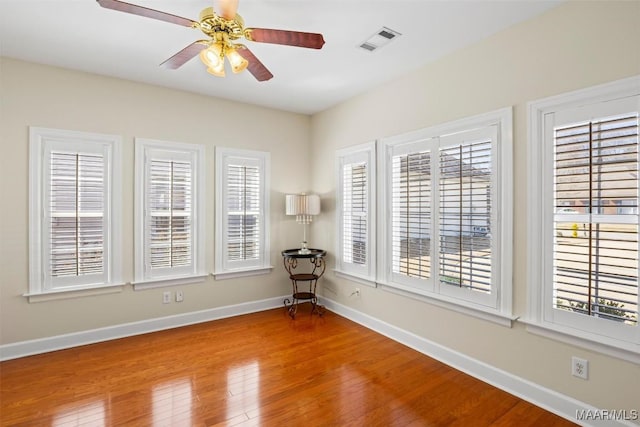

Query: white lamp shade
[286,194,320,216]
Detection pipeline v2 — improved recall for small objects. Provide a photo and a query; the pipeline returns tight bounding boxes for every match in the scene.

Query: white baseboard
[320,297,637,427]
[0,296,287,362]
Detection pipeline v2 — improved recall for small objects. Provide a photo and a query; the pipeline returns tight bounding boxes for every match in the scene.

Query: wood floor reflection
[0,305,575,426]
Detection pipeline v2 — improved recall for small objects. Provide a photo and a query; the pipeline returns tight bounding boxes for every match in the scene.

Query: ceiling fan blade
[246,29,325,49]
[160,41,205,69]
[237,47,274,82]
[96,0,196,28]
[213,0,239,20]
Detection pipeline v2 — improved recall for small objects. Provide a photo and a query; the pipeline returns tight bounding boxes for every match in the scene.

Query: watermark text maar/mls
[576,409,639,422]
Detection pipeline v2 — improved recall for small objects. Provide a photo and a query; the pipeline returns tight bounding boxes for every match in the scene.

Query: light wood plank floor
[1,305,575,426]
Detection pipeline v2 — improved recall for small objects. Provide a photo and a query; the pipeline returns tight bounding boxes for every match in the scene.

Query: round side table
[282,249,327,318]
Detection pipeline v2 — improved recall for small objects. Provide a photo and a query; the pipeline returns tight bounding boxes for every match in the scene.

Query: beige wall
[310,0,639,414]
[0,58,311,343]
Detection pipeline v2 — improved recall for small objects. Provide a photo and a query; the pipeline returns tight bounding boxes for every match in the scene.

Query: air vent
[358,27,401,52]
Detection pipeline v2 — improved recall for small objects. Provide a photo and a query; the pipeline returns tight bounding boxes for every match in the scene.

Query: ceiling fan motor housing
[197,7,245,41]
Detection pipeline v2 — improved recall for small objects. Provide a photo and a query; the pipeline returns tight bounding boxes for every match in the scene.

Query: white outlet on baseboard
[163,291,171,304]
[571,356,588,380]
[176,290,184,302]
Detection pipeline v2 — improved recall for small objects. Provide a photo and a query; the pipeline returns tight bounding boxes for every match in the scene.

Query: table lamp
[286,193,320,254]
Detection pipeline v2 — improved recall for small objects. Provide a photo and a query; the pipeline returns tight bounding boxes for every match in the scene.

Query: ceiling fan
[96,0,325,82]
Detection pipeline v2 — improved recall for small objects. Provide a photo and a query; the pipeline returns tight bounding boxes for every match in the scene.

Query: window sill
[334,270,377,288]
[132,274,208,291]
[211,266,273,281]
[520,318,640,364]
[378,281,517,328]
[24,283,126,303]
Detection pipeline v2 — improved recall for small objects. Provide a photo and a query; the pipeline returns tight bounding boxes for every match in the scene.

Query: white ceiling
[0,0,562,115]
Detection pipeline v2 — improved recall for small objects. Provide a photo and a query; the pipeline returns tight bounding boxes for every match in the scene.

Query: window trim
[133,138,206,290]
[28,126,123,298]
[213,147,272,279]
[335,141,376,285]
[375,107,514,320]
[527,75,640,361]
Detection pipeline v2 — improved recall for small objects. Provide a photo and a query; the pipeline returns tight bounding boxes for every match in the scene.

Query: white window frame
[527,76,640,362]
[214,147,272,279]
[335,142,376,285]
[133,138,206,290]
[377,107,513,325]
[28,127,123,299]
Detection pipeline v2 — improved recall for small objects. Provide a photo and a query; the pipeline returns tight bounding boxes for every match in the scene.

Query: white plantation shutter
[135,140,204,284]
[439,139,492,294]
[335,142,375,281]
[30,127,121,295]
[227,163,261,262]
[342,162,367,265]
[380,112,509,310]
[529,78,640,349]
[553,112,639,325]
[147,158,193,272]
[47,150,106,285]
[215,147,270,275]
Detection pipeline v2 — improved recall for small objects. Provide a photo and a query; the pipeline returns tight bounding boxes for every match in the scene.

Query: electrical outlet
[163,291,171,304]
[355,287,361,297]
[571,356,588,380]
[176,290,184,302]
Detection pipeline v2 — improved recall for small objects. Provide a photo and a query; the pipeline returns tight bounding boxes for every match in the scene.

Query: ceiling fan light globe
[206,65,226,77]
[199,44,224,69]
[227,49,248,74]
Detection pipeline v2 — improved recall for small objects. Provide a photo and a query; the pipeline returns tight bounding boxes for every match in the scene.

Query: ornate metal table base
[282,249,327,319]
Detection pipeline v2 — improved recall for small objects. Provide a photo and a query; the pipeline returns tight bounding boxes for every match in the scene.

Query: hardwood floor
[1,305,575,426]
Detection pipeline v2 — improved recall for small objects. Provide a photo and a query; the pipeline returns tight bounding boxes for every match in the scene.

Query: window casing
[29,127,122,295]
[379,114,509,315]
[134,139,205,287]
[335,142,376,282]
[528,76,640,358]
[215,147,271,278]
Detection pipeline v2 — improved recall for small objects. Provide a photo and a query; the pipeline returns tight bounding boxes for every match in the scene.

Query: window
[379,111,511,318]
[336,142,376,282]
[215,147,271,278]
[134,139,205,288]
[528,76,640,357]
[28,127,122,296]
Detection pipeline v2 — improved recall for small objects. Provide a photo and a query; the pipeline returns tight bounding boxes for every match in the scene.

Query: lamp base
[298,241,311,255]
